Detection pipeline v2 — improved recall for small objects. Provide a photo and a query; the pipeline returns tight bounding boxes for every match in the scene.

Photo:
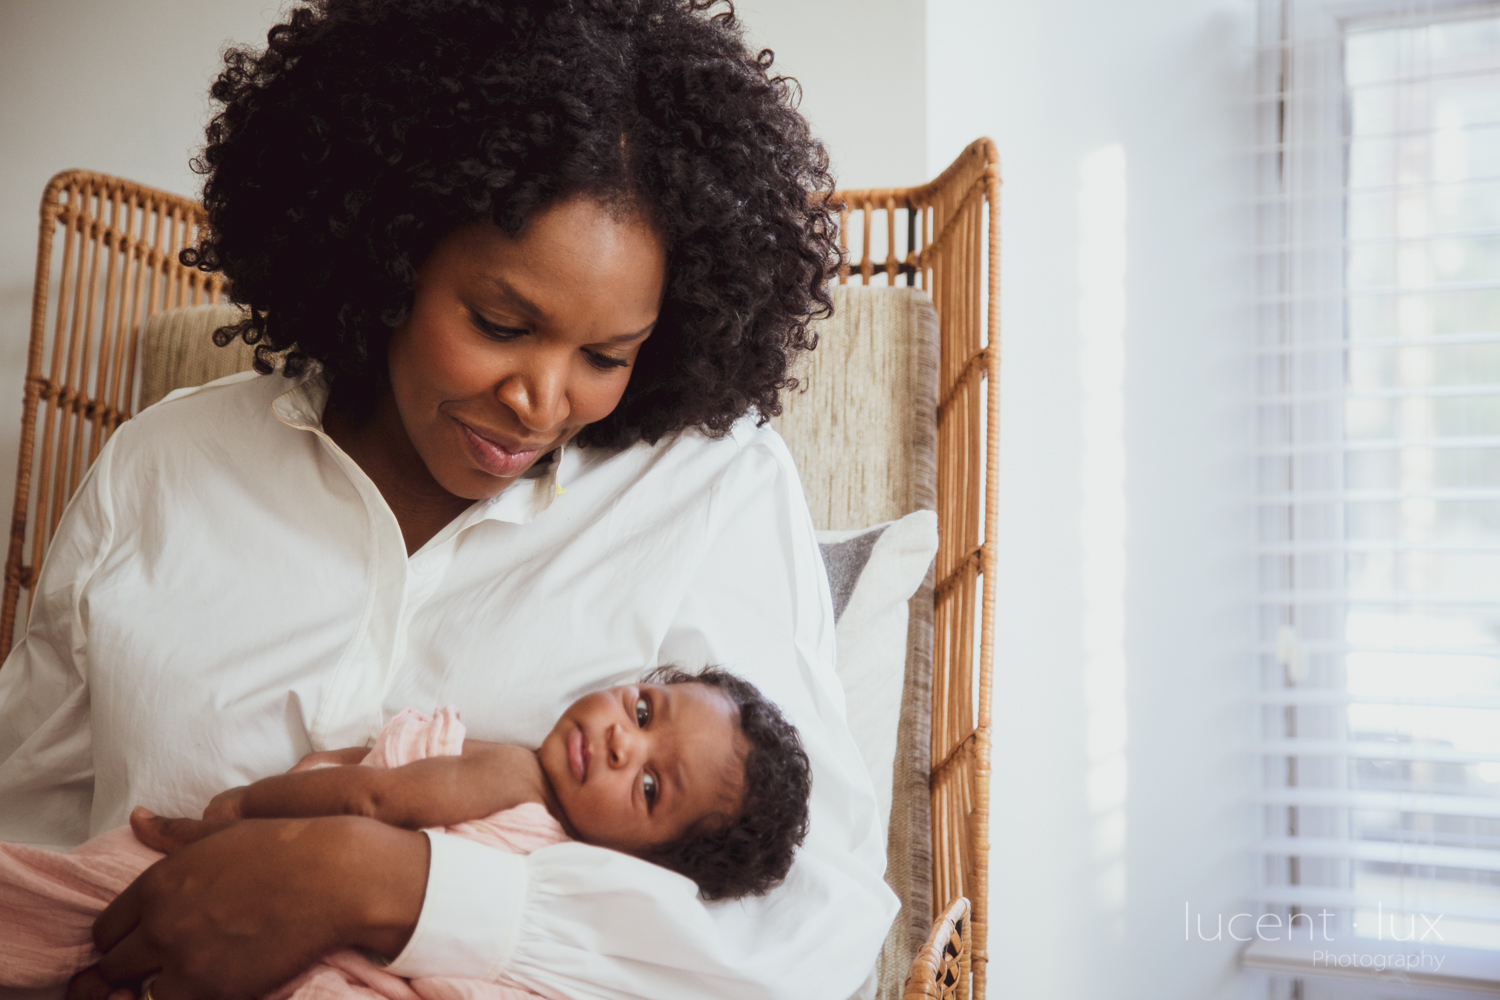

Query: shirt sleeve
[388,427,899,999]
[0,430,119,848]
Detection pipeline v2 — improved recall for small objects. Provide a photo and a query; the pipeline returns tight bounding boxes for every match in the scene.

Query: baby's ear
[689,808,737,838]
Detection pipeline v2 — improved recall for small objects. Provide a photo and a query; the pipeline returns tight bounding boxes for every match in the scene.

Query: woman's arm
[76,814,428,1000]
[0,432,118,847]
[205,742,554,828]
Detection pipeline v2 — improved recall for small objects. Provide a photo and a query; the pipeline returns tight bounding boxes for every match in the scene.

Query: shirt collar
[270,369,571,529]
[471,440,571,526]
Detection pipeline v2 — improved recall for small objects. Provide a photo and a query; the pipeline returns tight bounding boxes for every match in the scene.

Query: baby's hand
[203,785,249,822]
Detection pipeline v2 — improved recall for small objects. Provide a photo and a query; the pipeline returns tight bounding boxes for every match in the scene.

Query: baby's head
[538,666,811,900]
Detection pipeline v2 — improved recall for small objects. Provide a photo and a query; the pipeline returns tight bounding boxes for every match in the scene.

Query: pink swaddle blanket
[0,708,566,1000]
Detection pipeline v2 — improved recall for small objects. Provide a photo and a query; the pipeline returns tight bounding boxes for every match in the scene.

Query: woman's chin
[432,466,524,502]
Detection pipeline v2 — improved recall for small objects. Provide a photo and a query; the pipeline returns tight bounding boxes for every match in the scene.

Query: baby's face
[539,681,746,854]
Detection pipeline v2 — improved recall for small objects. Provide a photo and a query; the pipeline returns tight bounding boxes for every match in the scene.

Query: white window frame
[1243,0,1500,990]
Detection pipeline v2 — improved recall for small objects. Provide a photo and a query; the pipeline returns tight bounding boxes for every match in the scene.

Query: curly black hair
[182,0,838,446]
[643,666,811,900]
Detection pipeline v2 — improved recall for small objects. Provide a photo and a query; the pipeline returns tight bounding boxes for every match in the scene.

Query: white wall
[736,0,927,190]
[925,1,1262,998]
[0,0,283,519]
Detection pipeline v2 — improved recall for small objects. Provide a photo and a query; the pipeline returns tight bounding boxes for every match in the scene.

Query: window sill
[1242,938,1500,994]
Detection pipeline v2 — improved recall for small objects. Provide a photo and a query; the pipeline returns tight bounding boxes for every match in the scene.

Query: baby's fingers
[201,788,245,823]
[128,809,226,854]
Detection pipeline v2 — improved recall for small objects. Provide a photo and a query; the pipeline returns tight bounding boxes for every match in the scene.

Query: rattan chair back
[835,137,998,999]
[1,172,224,648]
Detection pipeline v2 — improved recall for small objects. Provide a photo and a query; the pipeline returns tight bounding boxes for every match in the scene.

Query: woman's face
[387,196,667,501]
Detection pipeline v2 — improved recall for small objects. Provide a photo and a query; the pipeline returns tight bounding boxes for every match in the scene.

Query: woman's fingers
[96,925,162,985]
[92,874,144,952]
[64,967,130,1000]
[129,808,223,853]
[145,973,190,1000]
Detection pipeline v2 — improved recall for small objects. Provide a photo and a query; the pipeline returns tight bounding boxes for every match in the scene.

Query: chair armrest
[902,896,972,1000]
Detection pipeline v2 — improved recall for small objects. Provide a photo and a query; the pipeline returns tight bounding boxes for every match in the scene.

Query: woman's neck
[323,392,473,556]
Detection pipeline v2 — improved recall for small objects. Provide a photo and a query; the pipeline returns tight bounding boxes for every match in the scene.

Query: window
[1255,0,1500,965]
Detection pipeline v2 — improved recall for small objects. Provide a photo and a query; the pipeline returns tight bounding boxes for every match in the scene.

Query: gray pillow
[816,510,938,835]
[820,525,889,622]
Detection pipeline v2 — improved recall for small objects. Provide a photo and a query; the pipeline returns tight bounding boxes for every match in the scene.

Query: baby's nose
[608,724,643,766]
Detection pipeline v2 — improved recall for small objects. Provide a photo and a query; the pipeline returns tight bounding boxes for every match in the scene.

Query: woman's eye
[471,311,527,341]
[642,771,658,806]
[585,350,630,372]
[635,696,651,727]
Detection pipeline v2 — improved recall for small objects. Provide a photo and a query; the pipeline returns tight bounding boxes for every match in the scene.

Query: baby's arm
[205,742,558,830]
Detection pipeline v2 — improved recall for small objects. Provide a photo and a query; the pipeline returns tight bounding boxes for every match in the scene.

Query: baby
[0,667,813,1000]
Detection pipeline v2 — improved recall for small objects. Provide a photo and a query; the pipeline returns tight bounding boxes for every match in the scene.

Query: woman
[0,1,896,998]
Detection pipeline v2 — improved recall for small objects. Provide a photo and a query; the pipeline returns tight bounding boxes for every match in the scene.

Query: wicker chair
[1,139,999,1000]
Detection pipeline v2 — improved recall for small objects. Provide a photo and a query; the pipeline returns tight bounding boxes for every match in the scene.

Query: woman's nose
[495,350,570,433]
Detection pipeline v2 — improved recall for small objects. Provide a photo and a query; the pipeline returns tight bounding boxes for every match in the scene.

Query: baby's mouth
[568,724,590,784]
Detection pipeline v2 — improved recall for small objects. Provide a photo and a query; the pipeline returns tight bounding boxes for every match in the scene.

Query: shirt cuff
[383,830,529,980]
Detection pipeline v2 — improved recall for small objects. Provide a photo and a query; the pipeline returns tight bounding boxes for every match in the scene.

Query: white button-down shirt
[0,371,896,998]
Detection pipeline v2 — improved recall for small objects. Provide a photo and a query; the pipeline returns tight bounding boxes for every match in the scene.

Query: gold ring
[142,984,157,1000]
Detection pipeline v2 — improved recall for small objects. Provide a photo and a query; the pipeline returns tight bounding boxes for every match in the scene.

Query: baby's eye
[642,771,658,806]
[635,696,651,727]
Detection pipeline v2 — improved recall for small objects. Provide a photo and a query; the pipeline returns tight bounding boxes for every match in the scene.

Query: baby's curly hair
[182,0,838,445]
[645,666,811,900]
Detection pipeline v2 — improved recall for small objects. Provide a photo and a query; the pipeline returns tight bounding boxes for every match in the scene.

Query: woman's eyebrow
[482,273,654,343]
[482,274,544,319]
[601,323,655,345]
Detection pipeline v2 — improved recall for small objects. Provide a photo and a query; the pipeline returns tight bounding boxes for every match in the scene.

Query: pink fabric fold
[0,707,565,1000]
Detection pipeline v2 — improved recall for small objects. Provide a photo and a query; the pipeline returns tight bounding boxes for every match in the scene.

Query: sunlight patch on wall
[1078,142,1129,931]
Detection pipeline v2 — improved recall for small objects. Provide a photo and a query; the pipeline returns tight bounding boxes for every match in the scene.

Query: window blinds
[1256,0,1500,952]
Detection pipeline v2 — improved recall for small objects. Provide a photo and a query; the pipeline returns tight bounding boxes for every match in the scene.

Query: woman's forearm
[336,817,432,957]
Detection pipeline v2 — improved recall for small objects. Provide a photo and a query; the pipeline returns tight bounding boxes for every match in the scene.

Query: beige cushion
[774,285,940,1000]
[137,305,258,410]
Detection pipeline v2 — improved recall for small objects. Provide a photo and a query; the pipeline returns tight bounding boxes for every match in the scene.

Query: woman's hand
[89,814,428,1000]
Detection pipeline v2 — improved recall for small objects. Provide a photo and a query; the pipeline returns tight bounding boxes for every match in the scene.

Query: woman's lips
[568,724,590,784]
[457,420,543,479]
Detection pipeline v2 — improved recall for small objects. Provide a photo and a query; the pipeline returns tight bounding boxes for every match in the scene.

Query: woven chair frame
[834,136,999,1000]
[902,895,972,1000]
[2,140,999,995]
[1,171,224,649]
